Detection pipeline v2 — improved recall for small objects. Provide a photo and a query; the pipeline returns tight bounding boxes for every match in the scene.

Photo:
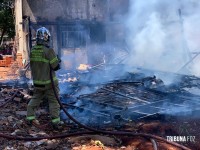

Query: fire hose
[0,66,191,150]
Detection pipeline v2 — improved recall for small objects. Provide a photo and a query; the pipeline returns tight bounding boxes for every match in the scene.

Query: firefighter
[26,27,62,129]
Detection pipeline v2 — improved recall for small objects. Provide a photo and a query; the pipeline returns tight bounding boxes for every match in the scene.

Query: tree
[0,0,15,45]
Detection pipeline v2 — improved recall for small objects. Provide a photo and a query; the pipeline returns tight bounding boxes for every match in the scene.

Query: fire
[77,64,90,71]
[66,77,77,82]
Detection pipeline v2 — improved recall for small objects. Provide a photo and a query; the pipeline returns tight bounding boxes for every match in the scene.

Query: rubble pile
[0,67,200,149]
[0,87,195,149]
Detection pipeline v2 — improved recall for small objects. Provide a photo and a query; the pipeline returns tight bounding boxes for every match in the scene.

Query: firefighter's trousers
[26,86,60,123]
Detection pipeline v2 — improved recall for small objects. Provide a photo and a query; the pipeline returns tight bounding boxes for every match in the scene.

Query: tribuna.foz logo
[166,136,195,142]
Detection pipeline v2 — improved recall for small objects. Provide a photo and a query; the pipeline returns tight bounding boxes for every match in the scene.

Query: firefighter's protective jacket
[30,44,60,88]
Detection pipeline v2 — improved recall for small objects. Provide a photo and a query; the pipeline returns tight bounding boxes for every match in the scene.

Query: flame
[61,77,77,82]
[67,77,77,82]
[77,64,90,71]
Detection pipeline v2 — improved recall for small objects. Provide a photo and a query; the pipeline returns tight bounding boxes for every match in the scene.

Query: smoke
[57,1,200,123]
[125,0,200,76]
[127,12,167,69]
[57,0,200,95]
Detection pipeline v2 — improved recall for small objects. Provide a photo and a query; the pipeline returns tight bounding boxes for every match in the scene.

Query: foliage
[0,0,15,44]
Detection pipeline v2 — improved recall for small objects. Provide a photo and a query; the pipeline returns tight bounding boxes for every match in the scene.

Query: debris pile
[0,67,200,149]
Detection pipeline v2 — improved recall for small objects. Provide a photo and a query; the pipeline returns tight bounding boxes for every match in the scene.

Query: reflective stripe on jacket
[30,45,59,86]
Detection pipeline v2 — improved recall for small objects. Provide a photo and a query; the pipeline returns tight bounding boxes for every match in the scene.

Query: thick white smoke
[126,0,200,76]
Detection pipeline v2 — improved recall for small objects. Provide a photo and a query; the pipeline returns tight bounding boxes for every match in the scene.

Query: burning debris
[77,64,91,71]
[59,67,200,126]
[1,66,200,149]
[1,40,199,149]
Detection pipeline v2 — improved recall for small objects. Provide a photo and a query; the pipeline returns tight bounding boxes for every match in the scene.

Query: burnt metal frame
[66,81,200,121]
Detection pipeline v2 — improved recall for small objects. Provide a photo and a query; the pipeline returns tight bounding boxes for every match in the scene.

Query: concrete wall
[22,0,109,22]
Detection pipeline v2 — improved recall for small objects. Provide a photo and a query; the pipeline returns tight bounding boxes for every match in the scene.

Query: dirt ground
[0,87,199,150]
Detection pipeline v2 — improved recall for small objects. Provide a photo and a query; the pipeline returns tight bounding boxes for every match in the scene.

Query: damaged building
[15,0,129,69]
